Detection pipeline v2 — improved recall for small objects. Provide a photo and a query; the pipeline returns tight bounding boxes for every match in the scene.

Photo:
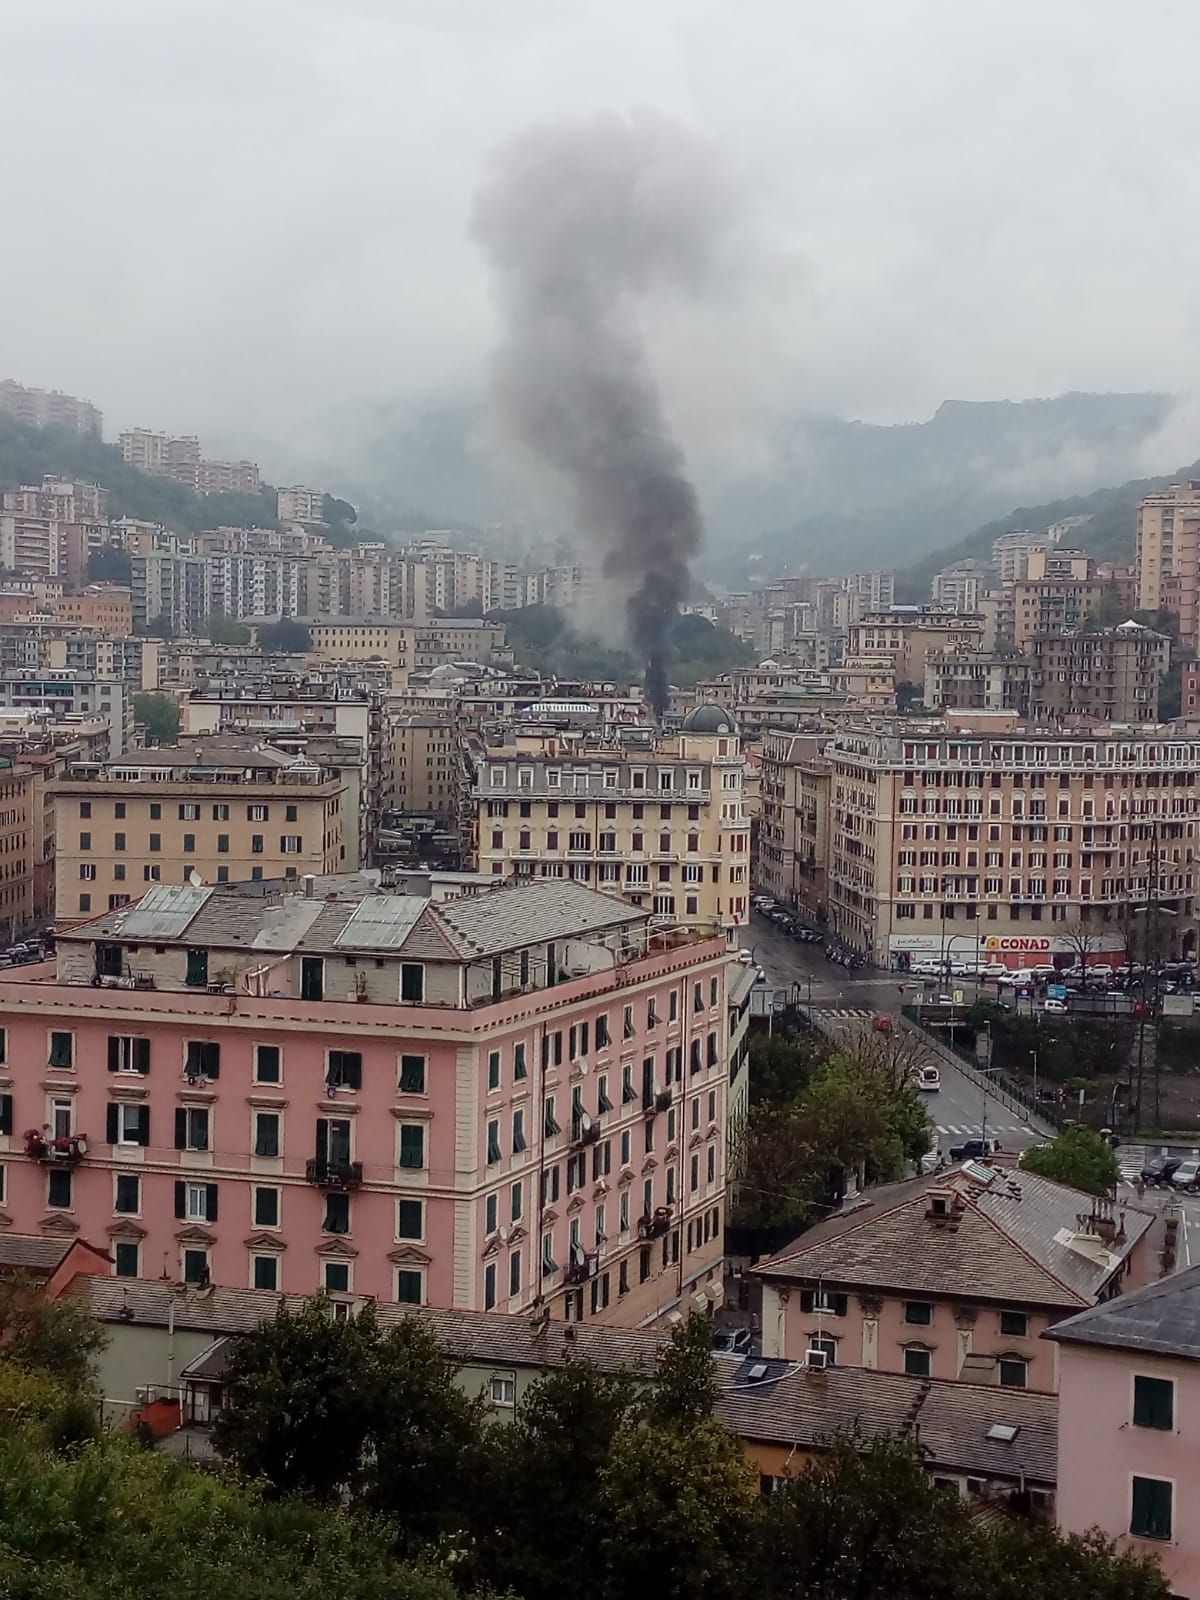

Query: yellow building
[51,741,343,922]
[474,705,750,939]
[390,713,460,821]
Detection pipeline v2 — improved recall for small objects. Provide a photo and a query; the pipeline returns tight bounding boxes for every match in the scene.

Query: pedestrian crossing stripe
[935,1123,1027,1136]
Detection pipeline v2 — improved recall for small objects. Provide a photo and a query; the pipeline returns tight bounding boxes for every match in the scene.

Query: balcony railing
[304,1158,363,1189]
[637,1206,672,1241]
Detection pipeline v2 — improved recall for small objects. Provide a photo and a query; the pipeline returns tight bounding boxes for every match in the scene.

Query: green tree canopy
[257,619,312,653]
[132,691,180,744]
[85,544,132,585]
[205,613,251,645]
[1020,1126,1118,1197]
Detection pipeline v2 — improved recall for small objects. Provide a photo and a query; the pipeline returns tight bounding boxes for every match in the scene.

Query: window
[183,1249,210,1285]
[48,1168,72,1209]
[254,1186,280,1228]
[108,1102,149,1147]
[213,804,230,822]
[254,1044,281,1084]
[999,1309,1028,1338]
[1130,1477,1172,1542]
[488,1050,501,1091]
[323,1192,350,1233]
[114,1174,140,1214]
[485,1262,497,1310]
[904,1301,933,1326]
[107,1035,150,1075]
[248,804,269,822]
[400,963,424,1003]
[799,1289,848,1316]
[325,1050,362,1091]
[79,831,91,850]
[597,1074,612,1113]
[509,1249,521,1299]
[396,1269,422,1305]
[544,1097,560,1138]
[179,804,199,821]
[323,1262,350,1294]
[175,1107,210,1152]
[79,863,96,881]
[175,1181,217,1223]
[1133,1375,1174,1430]
[148,833,161,853]
[998,1356,1027,1389]
[279,834,301,853]
[511,1180,523,1222]
[399,1054,425,1093]
[300,957,324,1001]
[185,949,209,988]
[79,801,91,818]
[217,834,230,854]
[114,1241,139,1278]
[183,833,195,853]
[903,1346,931,1378]
[513,1042,527,1080]
[399,1124,425,1169]
[253,1255,279,1291]
[487,1119,501,1165]
[48,1031,73,1068]
[512,1108,526,1153]
[397,1198,423,1240]
[184,1040,220,1079]
[253,1112,280,1158]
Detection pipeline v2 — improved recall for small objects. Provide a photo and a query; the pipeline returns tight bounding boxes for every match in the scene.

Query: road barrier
[898,1010,1060,1134]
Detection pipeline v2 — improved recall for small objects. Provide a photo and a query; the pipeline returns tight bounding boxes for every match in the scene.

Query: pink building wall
[0,937,728,1325]
[1057,1342,1200,1597]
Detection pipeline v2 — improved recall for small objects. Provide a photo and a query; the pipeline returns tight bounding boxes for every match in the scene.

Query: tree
[731,1101,823,1231]
[0,1274,106,1392]
[747,1032,827,1110]
[257,619,312,653]
[86,544,131,584]
[599,1418,758,1600]
[205,613,251,645]
[142,613,176,640]
[322,494,357,527]
[645,1312,716,1430]
[213,1297,377,1500]
[1058,915,1104,975]
[1020,1126,1118,1197]
[132,691,180,744]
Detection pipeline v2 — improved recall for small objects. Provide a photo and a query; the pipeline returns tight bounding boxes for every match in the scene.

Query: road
[738,913,1047,1156]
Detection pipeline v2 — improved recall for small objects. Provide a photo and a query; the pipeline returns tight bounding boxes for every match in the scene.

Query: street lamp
[1029,1048,1038,1117]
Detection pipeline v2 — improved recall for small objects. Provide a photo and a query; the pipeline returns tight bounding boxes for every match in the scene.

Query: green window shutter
[174,1108,188,1149]
[0,1094,10,1136]
[135,1107,150,1146]
[106,1104,119,1144]
[1133,1375,1174,1430]
[1131,1476,1172,1541]
[400,1056,425,1093]
[107,1037,120,1072]
[136,1038,150,1074]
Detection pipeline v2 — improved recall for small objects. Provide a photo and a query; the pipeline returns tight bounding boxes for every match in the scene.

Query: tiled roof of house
[713,1359,1057,1486]
[0,1234,73,1272]
[755,1167,1151,1310]
[430,880,646,960]
[1044,1261,1200,1359]
[73,1278,665,1375]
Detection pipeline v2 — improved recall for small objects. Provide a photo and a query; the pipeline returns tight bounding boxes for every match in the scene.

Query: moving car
[1043,998,1068,1014]
[949,1137,1001,1162]
[917,1065,941,1092]
[712,1328,752,1356]
[736,949,755,964]
[1169,1159,1200,1192]
[1140,1155,1182,1187]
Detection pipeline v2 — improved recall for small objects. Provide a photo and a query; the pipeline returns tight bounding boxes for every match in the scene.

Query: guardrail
[898,1009,1061,1133]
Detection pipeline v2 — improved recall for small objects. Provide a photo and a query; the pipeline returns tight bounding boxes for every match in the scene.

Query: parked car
[736,949,755,964]
[712,1328,752,1356]
[949,1137,1001,1162]
[1043,998,1069,1014]
[917,1065,941,1092]
[1141,1155,1182,1187]
[1169,1159,1200,1191]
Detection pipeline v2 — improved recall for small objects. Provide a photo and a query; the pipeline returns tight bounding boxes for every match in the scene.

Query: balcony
[25,1130,88,1165]
[571,1114,601,1148]
[304,1158,363,1190]
[637,1206,672,1242]
[565,1244,598,1285]
[642,1087,672,1116]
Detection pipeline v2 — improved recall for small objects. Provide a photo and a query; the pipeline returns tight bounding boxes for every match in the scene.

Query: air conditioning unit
[135,1385,159,1404]
[804,1348,829,1371]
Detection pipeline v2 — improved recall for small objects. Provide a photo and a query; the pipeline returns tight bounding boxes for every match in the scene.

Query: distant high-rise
[1136,481,1200,653]
[0,379,102,437]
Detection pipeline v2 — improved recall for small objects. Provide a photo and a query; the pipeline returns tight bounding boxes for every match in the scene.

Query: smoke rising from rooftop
[473,113,730,716]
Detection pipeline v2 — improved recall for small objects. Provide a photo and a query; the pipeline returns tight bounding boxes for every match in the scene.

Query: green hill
[0,415,279,532]
[895,456,1200,601]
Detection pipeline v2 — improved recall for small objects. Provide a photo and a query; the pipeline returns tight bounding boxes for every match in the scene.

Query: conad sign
[984,937,1051,953]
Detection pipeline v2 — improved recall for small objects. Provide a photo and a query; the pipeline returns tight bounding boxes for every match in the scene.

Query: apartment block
[1136,481,1200,652]
[0,478,109,583]
[391,714,460,821]
[277,487,326,525]
[50,742,343,922]
[55,586,134,636]
[0,756,34,938]
[846,609,987,687]
[196,459,260,497]
[0,877,729,1325]
[1027,624,1170,723]
[923,650,1034,716]
[0,673,133,758]
[0,380,102,436]
[824,723,1200,968]
[757,732,831,920]
[930,562,989,612]
[1009,573,1115,650]
[474,709,750,938]
[119,430,170,476]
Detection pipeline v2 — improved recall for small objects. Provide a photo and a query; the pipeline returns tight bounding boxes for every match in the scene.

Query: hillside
[894,455,1200,601]
[0,415,279,532]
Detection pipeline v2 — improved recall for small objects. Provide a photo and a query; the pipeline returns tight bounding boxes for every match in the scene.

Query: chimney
[303,874,315,899]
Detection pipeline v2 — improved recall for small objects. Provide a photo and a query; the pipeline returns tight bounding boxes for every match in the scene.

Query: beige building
[474,705,751,938]
[391,713,460,821]
[823,722,1199,968]
[1027,624,1170,723]
[0,755,33,938]
[51,742,344,922]
[757,732,831,921]
[846,609,986,688]
[1136,481,1200,652]
[277,486,326,525]
[0,379,102,435]
[924,649,1034,716]
[1009,573,1115,650]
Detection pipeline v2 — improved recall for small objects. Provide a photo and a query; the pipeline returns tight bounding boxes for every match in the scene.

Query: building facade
[0,380,102,435]
[1137,481,1200,653]
[0,878,729,1327]
[756,732,830,921]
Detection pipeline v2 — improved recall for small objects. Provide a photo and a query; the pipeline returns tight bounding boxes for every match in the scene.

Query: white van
[917,1065,941,1092]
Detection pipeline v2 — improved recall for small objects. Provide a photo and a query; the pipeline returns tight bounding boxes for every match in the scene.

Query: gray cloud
[2,0,1199,493]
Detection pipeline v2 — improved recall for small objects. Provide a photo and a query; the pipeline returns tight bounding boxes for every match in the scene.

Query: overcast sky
[4,0,1200,476]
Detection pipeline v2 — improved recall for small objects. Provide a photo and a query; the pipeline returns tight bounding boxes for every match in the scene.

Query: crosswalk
[934,1121,1030,1138]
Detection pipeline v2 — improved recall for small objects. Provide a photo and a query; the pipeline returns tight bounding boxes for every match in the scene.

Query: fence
[899,1008,1063,1133]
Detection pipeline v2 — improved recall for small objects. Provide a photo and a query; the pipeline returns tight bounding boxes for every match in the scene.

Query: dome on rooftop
[680,702,738,735]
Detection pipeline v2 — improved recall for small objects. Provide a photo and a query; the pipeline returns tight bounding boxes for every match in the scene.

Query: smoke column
[473,114,727,717]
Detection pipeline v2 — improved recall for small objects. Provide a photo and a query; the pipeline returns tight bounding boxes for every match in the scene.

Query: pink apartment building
[1048,1265,1200,1598]
[755,1165,1153,1392]
[0,878,730,1326]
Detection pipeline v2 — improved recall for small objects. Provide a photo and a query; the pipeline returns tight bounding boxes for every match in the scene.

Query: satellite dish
[577,1059,588,1075]
[498,1226,508,1244]
[189,870,203,888]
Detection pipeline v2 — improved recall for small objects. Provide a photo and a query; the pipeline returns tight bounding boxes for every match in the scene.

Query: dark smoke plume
[473,114,727,717]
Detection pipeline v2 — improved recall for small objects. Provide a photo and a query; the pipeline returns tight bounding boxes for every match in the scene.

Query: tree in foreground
[1020,1125,1118,1197]
[132,691,180,744]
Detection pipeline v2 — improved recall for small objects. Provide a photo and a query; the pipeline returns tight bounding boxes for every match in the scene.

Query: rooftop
[713,1359,1057,1486]
[1044,1261,1200,1360]
[755,1166,1152,1310]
